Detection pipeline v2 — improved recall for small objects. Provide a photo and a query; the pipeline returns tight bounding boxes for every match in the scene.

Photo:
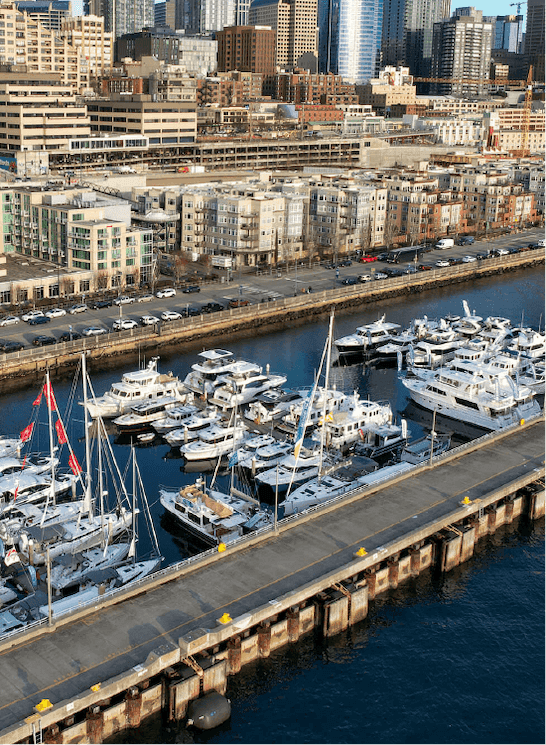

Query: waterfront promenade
[0,418,543,743]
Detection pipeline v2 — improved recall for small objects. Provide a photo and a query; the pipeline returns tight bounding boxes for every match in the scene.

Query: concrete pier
[0,418,543,744]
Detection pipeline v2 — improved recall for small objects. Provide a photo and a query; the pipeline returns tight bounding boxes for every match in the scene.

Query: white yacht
[209,361,287,409]
[246,389,305,424]
[231,434,278,466]
[180,421,249,461]
[0,471,75,510]
[401,366,541,431]
[0,499,85,546]
[334,316,402,356]
[374,330,419,364]
[507,329,546,360]
[279,387,348,435]
[353,420,409,460]
[49,542,132,592]
[313,394,393,452]
[182,349,237,396]
[84,358,189,419]
[236,440,294,475]
[483,353,545,395]
[0,454,58,479]
[113,396,180,433]
[0,437,22,460]
[255,447,331,496]
[406,334,461,370]
[160,480,271,546]
[164,407,222,447]
[152,404,199,435]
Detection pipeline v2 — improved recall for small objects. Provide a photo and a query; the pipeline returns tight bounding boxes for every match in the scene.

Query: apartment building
[0,72,90,159]
[87,92,197,145]
[196,72,263,105]
[216,25,276,75]
[0,1,83,91]
[357,67,416,115]
[0,187,154,289]
[14,0,71,30]
[274,71,357,104]
[60,15,113,81]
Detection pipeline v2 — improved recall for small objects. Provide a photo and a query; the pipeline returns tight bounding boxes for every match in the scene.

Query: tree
[383,209,399,250]
[358,216,373,254]
[96,271,109,291]
[171,250,188,283]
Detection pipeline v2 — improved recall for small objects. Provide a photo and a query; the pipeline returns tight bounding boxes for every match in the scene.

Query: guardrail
[0,249,543,370]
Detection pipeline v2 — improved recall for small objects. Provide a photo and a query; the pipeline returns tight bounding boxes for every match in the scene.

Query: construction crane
[509,1,526,13]
[414,76,529,86]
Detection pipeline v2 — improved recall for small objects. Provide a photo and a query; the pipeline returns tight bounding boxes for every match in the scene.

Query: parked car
[374,272,388,280]
[112,319,138,331]
[462,255,478,263]
[358,274,373,282]
[476,252,490,260]
[436,259,450,268]
[507,247,521,254]
[21,310,45,323]
[156,288,177,299]
[32,335,57,346]
[182,285,201,294]
[28,315,51,326]
[68,304,88,314]
[418,264,432,271]
[0,315,20,326]
[202,302,225,313]
[341,276,358,285]
[0,340,24,352]
[82,326,107,336]
[457,236,475,246]
[382,268,404,277]
[492,248,509,256]
[45,308,66,319]
[137,294,154,303]
[537,238,545,247]
[360,255,376,263]
[374,253,389,262]
[139,315,160,326]
[160,310,182,321]
[528,243,541,249]
[58,330,82,342]
[91,299,113,309]
[403,266,419,274]
[182,306,201,317]
[228,298,250,308]
[338,259,352,267]
[449,257,464,265]
[113,296,135,306]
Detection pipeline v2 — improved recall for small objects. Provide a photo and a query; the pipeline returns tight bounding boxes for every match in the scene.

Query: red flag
[13,485,18,502]
[55,419,67,445]
[19,423,33,443]
[32,392,42,406]
[21,455,27,470]
[68,454,82,475]
[43,382,57,411]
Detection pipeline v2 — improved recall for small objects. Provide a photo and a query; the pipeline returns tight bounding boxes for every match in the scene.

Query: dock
[0,417,543,744]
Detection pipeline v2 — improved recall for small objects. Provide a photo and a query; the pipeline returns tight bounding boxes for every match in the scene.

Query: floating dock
[0,417,543,744]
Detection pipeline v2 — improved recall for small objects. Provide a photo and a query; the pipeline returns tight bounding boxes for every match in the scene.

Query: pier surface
[0,420,543,740]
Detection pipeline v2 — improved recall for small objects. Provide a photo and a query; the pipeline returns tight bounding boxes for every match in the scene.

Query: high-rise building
[380,0,450,77]
[317,0,383,83]
[85,0,154,38]
[217,25,276,74]
[524,0,545,81]
[14,0,71,30]
[61,15,113,79]
[183,0,236,34]
[431,7,493,95]
[249,0,318,72]
[154,0,177,28]
[487,14,524,53]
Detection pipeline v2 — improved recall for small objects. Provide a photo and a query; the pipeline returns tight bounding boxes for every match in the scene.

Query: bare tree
[171,250,188,283]
[95,270,109,292]
[383,210,399,250]
[358,216,373,254]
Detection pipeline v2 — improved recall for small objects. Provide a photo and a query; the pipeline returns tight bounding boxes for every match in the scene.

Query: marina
[0,268,536,744]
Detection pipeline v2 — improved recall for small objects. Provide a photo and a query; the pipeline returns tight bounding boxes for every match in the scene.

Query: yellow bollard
[219,612,232,624]
[355,547,367,557]
[461,496,471,505]
[519,418,525,426]
[218,542,226,553]
[35,700,53,713]
[90,683,101,692]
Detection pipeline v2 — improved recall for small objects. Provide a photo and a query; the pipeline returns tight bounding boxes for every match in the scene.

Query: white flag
[4,547,20,566]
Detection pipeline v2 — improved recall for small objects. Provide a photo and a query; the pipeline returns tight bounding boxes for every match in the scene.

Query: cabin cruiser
[49,543,132,592]
[180,421,249,461]
[209,361,287,409]
[483,353,545,395]
[152,404,199,435]
[278,387,348,435]
[236,439,294,475]
[255,445,337,497]
[352,420,409,461]
[312,395,393,452]
[449,301,483,340]
[164,407,222,447]
[506,329,545,361]
[246,389,305,424]
[0,454,58,479]
[113,396,180,433]
[374,330,419,364]
[182,349,237,396]
[83,358,189,419]
[400,433,451,465]
[0,471,75,509]
[0,499,85,545]
[231,434,277,466]
[0,437,23,460]
[406,335,461,370]
[401,365,541,431]
[160,480,271,546]
[334,316,401,357]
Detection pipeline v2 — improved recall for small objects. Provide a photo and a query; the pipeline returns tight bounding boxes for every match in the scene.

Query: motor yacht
[152,404,199,435]
[49,542,132,592]
[0,499,85,546]
[83,358,189,419]
[0,471,75,510]
[506,329,546,360]
[0,454,58,479]
[255,446,334,497]
[0,437,22,460]
[182,349,237,396]
[352,420,409,461]
[312,394,393,452]
[209,361,287,409]
[278,387,348,435]
[246,388,305,424]
[334,316,401,357]
[236,440,294,475]
[113,397,180,433]
[400,433,451,465]
[164,407,222,447]
[180,421,249,461]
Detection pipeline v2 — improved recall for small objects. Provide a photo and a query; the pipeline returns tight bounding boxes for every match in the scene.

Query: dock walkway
[0,420,543,741]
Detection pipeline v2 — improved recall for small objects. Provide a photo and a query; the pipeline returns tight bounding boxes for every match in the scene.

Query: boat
[160,480,271,546]
[401,365,541,431]
[334,316,402,357]
[0,437,22,460]
[113,397,181,433]
[0,454,58,479]
[49,542,132,592]
[449,301,483,339]
[254,446,333,497]
[277,387,348,435]
[352,419,409,460]
[234,438,293,475]
[180,421,249,461]
[83,358,189,419]
[0,500,85,546]
[406,334,461,370]
[506,329,546,360]
[245,388,305,424]
[312,394,393,452]
[0,471,75,510]
[400,433,451,465]
[164,407,222,447]
[209,361,287,409]
[182,349,237,396]
[151,404,199,435]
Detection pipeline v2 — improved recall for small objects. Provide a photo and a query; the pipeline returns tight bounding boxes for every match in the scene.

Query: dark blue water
[2,267,544,744]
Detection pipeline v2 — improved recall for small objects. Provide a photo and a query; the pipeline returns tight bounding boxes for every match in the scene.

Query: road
[0,229,542,351]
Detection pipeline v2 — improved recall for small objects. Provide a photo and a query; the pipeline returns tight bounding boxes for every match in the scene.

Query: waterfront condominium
[317,0,383,83]
[380,0,450,77]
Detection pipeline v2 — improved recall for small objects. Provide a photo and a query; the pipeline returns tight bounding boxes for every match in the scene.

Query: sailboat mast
[45,368,56,506]
[81,352,93,519]
[318,311,334,479]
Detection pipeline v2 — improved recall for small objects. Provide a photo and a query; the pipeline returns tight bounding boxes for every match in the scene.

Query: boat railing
[0,413,543,643]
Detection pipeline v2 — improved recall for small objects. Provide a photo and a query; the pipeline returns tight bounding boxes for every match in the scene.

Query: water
[2,267,544,743]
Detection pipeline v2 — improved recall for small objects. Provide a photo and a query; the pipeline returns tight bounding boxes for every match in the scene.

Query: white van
[436,238,454,250]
